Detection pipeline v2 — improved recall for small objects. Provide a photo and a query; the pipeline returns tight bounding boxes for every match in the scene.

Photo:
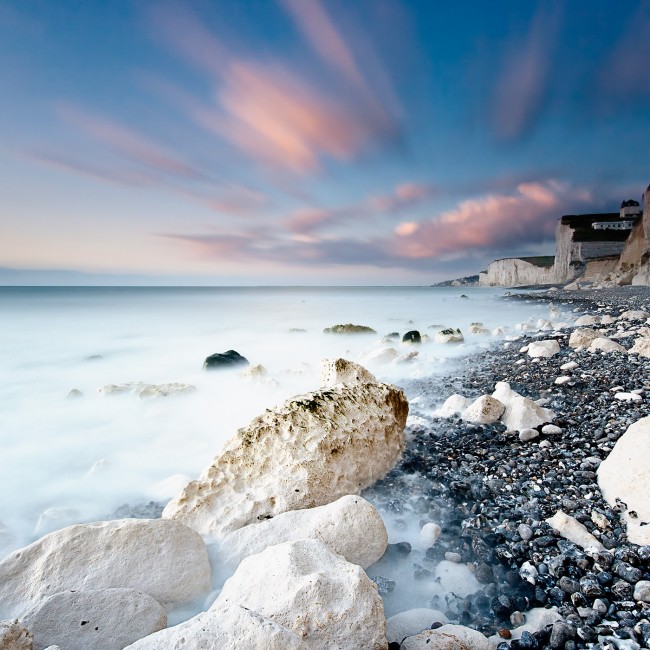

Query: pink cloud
[368,182,437,212]
[391,180,590,259]
[491,7,560,141]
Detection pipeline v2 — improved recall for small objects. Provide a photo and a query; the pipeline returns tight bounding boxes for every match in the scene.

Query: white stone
[554,376,571,385]
[395,351,419,364]
[360,348,399,366]
[633,580,650,603]
[489,607,562,644]
[165,360,407,538]
[519,561,538,584]
[435,328,464,344]
[0,620,32,650]
[589,338,627,354]
[598,416,650,545]
[463,395,505,424]
[320,358,376,387]
[569,328,601,349]
[546,510,605,552]
[620,310,649,321]
[213,539,387,650]
[614,392,642,402]
[519,428,539,442]
[22,589,166,650]
[519,345,530,353]
[539,439,551,448]
[492,327,506,337]
[492,382,522,407]
[218,495,387,570]
[124,606,308,650]
[469,324,490,335]
[418,523,442,548]
[434,394,470,418]
[242,364,268,380]
[433,561,480,597]
[576,315,599,326]
[542,424,563,435]
[600,314,616,325]
[629,337,650,358]
[501,396,555,432]
[560,361,578,371]
[515,358,526,365]
[401,624,489,650]
[386,609,448,645]
[0,519,211,619]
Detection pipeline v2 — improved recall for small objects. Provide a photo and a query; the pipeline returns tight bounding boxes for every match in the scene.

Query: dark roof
[621,199,640,208]
[560,213,619,226]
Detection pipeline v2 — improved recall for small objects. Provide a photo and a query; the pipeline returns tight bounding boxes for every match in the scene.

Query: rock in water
[598,415,650,545]
[323,324,376,334]
[218,495,387,569]
[434,394,470,417]
[402,330,421,344]
[212,539,388,650]
[435,328,464,343]
[163,359,408,538]
[0,519,211,619]
[124,606,308,650]
[22,589,166,650]
[203,350,249,370]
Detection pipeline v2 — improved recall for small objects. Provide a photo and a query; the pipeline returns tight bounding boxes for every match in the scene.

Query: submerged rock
[213,539,388,650]
[203,350,249,370]
[402,330,422,344]
[435,328,464,344]
[434,394,470,417]
[0,519,211,619]
[323,324,376,335]
[218,495,387,569]
[98,383,196,398]
[163,359,408,538]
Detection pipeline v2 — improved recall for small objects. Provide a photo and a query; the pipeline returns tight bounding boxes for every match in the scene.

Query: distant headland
[443,181,650,289]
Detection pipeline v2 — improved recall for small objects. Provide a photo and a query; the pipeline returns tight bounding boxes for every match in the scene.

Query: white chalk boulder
[435,328,464,344]
[434,394,470,418]
[527,340,560,358]
[492,382,522,407]
[620,310,649,321]
[22,589,166,650]
[401,624,489,650]
[124,606,308,650]
[575,315,599,326]
[501,396,555,432]
[0,620,32,650]
[546,511,605,552]
[0,519,211,619]
[163,360,408,538]
[218,495,387,569]
[598,416,650,545]
[629,337,650,358]
[589,338,626,354]
[568,328,601,349]
[213,538,387,650]
[386,609,448,645]
[463,395,505,424]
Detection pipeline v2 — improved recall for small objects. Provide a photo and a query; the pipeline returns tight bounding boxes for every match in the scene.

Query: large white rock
[589,338,627,354]
[386,609,448,645]
[218,495,387,569]
[463,395,505,424]
[213,539,387,650]
[434,394,470,418]
[163,360,408,538]
[501,396,555,432]
[488,607,562,645]
[546,511,605,552]
[0,519,211,619]
[401,624,489,650]
[598,416,650,545]
[620,310,649,321]
[124,606,308,650]
[527,340,560,358]
[320,358,376,387]
[435,328,464,344]
[22,589,166,650]
[568,328,601,349]
[575,315,599,326]
[492,381,522,407]
[0,620,32,650]
[629,337,650,358]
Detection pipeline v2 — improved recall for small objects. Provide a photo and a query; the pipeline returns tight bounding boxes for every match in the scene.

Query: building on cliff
[479,185,648,287]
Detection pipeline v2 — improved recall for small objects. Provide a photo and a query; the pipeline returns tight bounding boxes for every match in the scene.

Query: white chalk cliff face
[163,359,409,538]
[478,258,556,287]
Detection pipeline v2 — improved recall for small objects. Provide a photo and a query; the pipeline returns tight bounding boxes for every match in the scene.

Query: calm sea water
[0,286,549,557]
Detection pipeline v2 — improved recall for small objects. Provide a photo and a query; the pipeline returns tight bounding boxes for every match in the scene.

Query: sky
[1,0,649,285]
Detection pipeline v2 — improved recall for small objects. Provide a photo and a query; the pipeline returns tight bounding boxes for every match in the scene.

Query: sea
[0,286,553,613]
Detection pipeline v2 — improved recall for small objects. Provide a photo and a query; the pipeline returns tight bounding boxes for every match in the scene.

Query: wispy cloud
[491,5,561,141]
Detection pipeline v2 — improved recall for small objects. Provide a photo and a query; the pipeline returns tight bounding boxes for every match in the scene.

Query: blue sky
[1,0,649,284]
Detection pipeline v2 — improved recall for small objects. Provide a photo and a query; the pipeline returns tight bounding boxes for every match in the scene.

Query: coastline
[365,285,650,646]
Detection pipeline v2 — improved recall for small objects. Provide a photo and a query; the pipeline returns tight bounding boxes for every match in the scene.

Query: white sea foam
[0,286,548,558]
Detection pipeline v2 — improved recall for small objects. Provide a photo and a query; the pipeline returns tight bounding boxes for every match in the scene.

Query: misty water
[0,286,552,617]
